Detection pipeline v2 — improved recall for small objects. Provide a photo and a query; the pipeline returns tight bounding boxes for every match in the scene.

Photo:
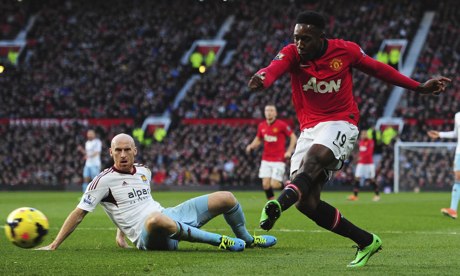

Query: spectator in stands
[1,0,232,120]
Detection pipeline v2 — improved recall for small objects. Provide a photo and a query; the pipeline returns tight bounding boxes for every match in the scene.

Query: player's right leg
[260,122,358,231]
[260,143,336,230]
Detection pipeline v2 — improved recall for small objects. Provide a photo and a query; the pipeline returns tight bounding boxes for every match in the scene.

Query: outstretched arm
[248,48,294,91]
[355,55,451,95]
[36,208,88,250]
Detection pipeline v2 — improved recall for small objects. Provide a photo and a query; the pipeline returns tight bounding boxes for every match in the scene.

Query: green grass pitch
[1,191,459,275]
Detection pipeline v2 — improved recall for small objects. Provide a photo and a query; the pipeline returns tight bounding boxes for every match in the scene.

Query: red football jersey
[258,39,420,130]
[257,119,293,162]
[357,138,374,164]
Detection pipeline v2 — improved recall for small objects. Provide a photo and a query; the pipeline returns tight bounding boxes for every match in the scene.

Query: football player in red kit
[348,131,380,202]
[246,105,297,200]
[248,11,451,267]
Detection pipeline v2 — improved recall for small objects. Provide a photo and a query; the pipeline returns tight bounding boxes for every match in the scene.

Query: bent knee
[217,191,237,206]
[209,191,238,210]
[146,212,171,230]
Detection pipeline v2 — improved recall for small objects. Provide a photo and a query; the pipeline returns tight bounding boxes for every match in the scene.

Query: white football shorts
[290,121,359,176]
[354,163,376,179]
[258,161,286,182]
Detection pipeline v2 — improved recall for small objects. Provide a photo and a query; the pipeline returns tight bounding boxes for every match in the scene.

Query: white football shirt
[439,112,460,153]
[85,138,102,167]
[77,164,164,243]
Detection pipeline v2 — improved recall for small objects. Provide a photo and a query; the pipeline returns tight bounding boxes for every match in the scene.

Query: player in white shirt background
[78,129,102,192]
[38,133,276,251]
[428,111,460,219]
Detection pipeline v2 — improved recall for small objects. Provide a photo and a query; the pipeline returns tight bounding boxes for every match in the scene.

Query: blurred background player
[246,105,297,200]
[427,111,460,219]
[348,131,380,202]
[78,129,102,192]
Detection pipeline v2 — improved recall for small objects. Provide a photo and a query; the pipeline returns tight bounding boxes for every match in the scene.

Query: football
[4,207,49,248]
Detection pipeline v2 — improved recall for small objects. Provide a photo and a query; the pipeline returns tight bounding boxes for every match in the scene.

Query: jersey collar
[112,166,137,175]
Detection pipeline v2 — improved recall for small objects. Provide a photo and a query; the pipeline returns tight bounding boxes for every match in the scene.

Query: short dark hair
[296,11,326,30]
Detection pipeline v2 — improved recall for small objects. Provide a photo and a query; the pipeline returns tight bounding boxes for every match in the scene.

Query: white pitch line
[1,225,458,235]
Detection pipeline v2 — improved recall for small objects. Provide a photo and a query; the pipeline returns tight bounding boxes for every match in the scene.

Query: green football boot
[259,200,282,231]
[347,234,382,268]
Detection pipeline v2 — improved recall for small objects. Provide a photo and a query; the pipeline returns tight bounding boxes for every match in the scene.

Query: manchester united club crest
[329,58,343,71]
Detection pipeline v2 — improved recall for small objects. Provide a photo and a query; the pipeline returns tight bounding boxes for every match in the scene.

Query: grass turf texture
[1,191,458,275]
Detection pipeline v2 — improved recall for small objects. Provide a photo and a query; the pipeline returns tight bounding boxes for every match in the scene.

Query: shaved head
[111,133,135,148]
[110,133,137,173]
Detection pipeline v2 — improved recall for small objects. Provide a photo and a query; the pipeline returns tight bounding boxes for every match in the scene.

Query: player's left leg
[295,174,381,267]
[141,196,245,251]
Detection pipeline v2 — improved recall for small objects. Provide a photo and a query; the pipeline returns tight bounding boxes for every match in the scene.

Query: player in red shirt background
[246,105,298,200]
[348,131,380,202]
[248,11,451,267]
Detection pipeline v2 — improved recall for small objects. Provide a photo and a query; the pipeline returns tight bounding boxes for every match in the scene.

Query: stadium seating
[0,0,232,121]
[1,0,456,190]
[377,0,459,191]
[0,0,34,40]
[0,122,131,189]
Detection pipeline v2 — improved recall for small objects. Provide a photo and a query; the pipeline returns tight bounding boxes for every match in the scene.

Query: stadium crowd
[0,0,37,40]
[0,122,128,189]
[176,0,423,131]
[0,0,457,191]
[0,0,233,122]
[388,0,459,191]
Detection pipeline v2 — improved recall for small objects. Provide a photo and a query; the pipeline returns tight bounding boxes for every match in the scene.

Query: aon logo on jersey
[264,135,278,142]
[303,77,341,93]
